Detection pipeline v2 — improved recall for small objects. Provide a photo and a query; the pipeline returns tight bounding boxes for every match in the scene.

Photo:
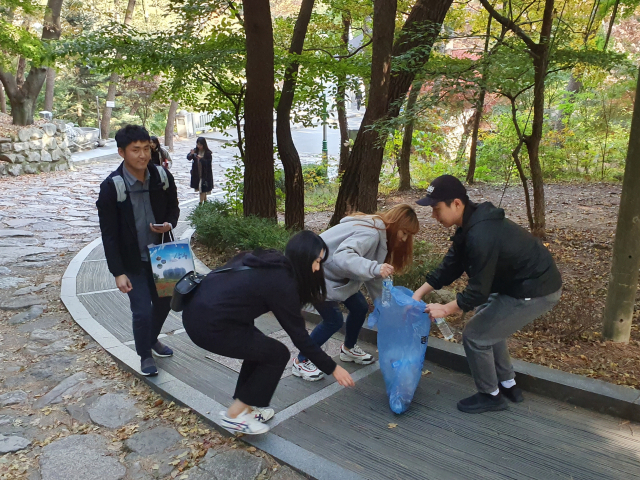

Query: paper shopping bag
[148,231,195,297]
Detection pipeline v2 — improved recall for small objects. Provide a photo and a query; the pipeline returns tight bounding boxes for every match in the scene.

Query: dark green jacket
[425,202,562,312]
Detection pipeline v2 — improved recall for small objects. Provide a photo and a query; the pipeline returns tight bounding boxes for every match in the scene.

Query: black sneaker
[141,357,158,376]
[457,392,508,414]
[152,340,174,358]
[499,384,524,403]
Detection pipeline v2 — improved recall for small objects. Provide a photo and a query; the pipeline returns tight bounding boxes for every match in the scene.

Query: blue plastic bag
[368,285,430,414]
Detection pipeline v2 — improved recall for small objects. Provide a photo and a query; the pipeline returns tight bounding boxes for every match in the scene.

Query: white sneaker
[340,344,375,365]
[220,409,270,435]
[251,406,275,423]
[291,359,325,381]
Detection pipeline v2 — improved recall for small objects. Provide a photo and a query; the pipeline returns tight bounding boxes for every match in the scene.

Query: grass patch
[305,183,339,213]
[189,200,293,253]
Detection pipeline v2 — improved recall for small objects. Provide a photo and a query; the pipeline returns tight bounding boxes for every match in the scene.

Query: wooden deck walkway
[68,204,640,480]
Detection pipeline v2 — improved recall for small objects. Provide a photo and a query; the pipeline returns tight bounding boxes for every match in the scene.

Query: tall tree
[467,11,494,184]
[336,12,352,175]
[0,0,64,125]
[164,100,179,151]
[242,0,276,219]
[0,84,6,114]
[276,0,315,230]
[44,67,55,112]
[331,0,454,223]
[602,65,640,343]
[398,80,422,191]
[478,0,556,237]
[99,0,136,139]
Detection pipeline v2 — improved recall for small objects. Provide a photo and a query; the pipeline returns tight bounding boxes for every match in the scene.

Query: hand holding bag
[148,229,195,297]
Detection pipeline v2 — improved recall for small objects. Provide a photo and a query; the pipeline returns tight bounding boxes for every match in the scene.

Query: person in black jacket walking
[413,175,562,413]
[186,137,214,205]
[96,125,180,377]
[182,231,355,435]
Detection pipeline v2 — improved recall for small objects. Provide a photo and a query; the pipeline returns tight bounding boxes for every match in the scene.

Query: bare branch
[477,0,537,52]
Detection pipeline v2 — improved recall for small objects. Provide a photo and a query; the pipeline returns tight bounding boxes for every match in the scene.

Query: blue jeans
[298,291,369,363]
[126,262,172,359]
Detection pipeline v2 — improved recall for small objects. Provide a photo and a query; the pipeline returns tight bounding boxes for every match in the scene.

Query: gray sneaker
[141,357,158,376]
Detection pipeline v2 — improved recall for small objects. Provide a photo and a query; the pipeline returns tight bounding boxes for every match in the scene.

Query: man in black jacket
[96,125,180,376]
[413,175,562,413]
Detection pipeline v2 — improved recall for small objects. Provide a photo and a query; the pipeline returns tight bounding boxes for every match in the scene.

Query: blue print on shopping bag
[368,284,430,414]
[148,239,195,297]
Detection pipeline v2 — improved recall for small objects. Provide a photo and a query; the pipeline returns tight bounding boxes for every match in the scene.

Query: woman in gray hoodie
[292,204,420,381]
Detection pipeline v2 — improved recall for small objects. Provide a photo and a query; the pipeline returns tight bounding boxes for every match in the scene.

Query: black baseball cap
[416,175,468,206]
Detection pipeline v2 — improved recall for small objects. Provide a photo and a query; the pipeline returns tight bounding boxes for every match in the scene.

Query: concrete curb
[301,311,640,422]
[60,198,365,480]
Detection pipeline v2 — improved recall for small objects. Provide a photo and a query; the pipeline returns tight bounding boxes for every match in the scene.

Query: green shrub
[393,240,441,292]
[189,202,293,253]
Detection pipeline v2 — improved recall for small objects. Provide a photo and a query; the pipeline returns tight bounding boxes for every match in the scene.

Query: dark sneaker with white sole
[457,392,508,413]
[140,357,158,376]
[499,384,524,403]
[152,341,173,358]
[340,344,375,365]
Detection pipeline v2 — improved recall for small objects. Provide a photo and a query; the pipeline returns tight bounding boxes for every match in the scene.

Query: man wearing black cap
[413,175,562,413]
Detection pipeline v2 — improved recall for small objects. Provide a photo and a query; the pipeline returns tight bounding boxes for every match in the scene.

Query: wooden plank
[272,362,640,480]
[148,332,364,412]
[79,291,182,343]
[85,244,106,261]
[76,260,114,293]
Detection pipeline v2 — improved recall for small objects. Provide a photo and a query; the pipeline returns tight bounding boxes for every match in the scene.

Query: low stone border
[301,311,640,422]
[61,199,366,480]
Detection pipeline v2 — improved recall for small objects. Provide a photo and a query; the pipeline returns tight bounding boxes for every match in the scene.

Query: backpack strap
[156,165,169,190]
[112,175,128,203]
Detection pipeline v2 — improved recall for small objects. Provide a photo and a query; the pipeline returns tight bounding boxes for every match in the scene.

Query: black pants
[126,261,172,359]
[185,323,290,407]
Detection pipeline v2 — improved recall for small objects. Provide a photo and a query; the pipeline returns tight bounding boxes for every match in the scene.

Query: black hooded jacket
[182,250,337,375]
[425,202,562,312]
[96,162,180,277]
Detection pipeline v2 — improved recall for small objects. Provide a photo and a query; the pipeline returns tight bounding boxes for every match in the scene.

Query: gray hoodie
[320,216,387,302]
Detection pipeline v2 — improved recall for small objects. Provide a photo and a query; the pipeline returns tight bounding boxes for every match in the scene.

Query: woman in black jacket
[186,137,214,205]
[182,231,355,435]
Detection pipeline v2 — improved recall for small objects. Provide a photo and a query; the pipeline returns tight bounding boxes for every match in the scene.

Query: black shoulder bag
[170,266,252,312]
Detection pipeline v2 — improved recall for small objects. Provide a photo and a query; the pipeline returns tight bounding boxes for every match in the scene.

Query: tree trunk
[164,100,179,150]
[330,0,454,224]
[100,0,137,139]
[602,66,640,343]
[455,110,475,164]
[398,80,422,191]
[242,0,276,219]
[16,57,27,88]
[603,0,620,51]
[276,0,315,230]
[336,13,351,176]
[523,0,554,238]
[44,67,55,112]
[342,0,397,215]
[0,83,6,114]
[466,88,485,184]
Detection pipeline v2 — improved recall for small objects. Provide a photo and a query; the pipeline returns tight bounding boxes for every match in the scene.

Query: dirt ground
[195,181,640,391]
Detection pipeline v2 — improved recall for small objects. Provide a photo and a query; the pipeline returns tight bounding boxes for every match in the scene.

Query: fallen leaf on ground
[388,423,397,429]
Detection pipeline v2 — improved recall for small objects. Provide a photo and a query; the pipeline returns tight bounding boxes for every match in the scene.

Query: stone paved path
[0,139,306,480]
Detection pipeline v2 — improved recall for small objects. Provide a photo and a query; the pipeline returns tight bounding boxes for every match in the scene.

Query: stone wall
[0,121,71,176]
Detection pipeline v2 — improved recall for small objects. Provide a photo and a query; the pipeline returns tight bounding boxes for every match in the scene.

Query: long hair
[196,137,212,155]
[285,230,328,306]
[150,136,161,150]
[352,204,419,273]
